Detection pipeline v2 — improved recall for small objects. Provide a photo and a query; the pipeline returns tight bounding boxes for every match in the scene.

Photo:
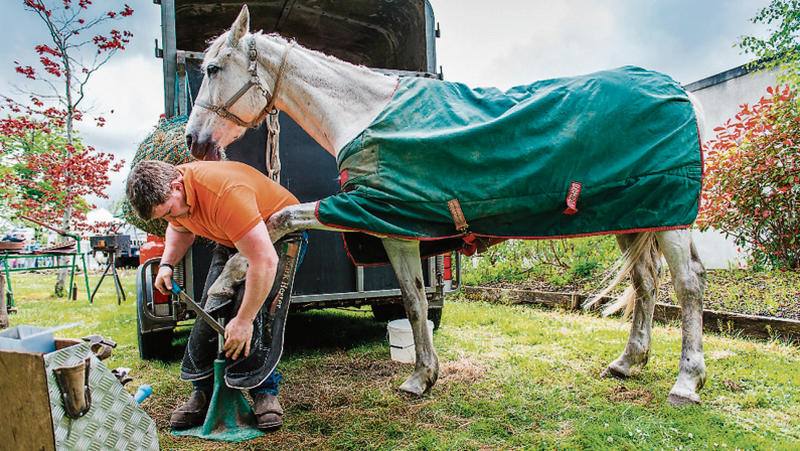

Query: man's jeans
[180,244,280,392]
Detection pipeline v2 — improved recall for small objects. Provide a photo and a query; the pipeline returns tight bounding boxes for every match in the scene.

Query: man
[126,159,298,430]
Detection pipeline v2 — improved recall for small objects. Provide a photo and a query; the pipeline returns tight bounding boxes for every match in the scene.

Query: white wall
[687,66,778,269]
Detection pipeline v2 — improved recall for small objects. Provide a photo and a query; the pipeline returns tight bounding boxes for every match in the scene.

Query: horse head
[185,4,274,161]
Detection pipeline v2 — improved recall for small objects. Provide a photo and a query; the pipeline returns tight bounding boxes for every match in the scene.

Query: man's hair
[125,160,180,220]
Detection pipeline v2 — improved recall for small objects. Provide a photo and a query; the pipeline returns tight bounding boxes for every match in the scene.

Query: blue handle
[134,384,153,403]
[170,280,180,294]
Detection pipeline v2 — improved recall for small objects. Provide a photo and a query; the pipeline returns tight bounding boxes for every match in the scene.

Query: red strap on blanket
[562,181,582,215]
[447,199,468,232]
[460,234,508,256]
[339,169,349,186]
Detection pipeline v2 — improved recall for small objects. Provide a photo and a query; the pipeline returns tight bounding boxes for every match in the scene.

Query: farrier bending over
[125,159,298,430]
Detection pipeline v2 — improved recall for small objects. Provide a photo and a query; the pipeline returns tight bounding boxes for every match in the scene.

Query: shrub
[461,236,619,286]
[697,85,800,269]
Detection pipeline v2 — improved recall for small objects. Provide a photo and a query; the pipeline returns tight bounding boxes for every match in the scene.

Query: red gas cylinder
[139,235,165,265]
[443,253,452,280]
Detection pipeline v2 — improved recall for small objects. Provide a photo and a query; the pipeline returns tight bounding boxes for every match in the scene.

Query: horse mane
[203,30,378,78]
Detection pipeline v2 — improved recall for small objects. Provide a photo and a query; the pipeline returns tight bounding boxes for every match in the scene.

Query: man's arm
[154,223,195,294]
[222,220,278,360]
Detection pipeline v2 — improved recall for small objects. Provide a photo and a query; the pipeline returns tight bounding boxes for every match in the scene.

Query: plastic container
[0,325,56,353]
[387,318,434,364]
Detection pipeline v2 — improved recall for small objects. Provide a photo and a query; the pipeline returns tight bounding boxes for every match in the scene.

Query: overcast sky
[0,1,769,211]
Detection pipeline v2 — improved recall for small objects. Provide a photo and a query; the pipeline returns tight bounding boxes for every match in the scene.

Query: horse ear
[228,4,250,47]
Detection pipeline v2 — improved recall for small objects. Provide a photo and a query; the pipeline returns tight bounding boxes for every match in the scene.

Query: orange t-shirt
[169,161,299,248]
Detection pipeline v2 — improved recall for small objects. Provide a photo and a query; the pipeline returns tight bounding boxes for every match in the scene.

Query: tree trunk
[54,205,72,298]
[55,68,75,298]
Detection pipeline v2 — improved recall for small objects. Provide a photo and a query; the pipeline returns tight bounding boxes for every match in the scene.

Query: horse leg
[267,204,439,394]
[201,202,339,305]
[267,202,341,242]
[602,233,663,378]
[381,237,439,395]
[656,229,706,406]
[206,252,249,303]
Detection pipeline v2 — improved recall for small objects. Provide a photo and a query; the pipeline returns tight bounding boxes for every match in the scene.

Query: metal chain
[265,112,281,182]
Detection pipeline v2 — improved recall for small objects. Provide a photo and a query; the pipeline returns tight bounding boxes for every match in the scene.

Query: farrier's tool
[169,280,264,442]
[169,281,225,335]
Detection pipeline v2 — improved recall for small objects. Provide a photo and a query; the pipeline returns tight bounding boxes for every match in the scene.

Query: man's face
[151,182,190,221]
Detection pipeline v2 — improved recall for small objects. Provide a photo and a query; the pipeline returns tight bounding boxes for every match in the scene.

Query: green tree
[738,0,800,85]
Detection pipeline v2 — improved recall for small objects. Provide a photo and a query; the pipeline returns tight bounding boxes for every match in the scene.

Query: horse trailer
[136,0,459,358]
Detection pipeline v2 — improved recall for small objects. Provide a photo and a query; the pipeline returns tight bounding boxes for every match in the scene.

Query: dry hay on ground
[608,384,654,405]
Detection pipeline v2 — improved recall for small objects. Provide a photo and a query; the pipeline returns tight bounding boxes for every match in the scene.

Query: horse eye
[206,64,220,76]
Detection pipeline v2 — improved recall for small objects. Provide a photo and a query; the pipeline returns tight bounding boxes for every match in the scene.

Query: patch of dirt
[608,385,654,405]
[438,358,485,385]
[283,355,408,412]
[723,379,745,392]
[147,355,414,449]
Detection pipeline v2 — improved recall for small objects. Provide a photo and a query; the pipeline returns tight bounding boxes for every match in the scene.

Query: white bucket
[387,318,434,364]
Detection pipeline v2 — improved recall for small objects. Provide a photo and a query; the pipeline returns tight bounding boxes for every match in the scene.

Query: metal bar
[2,256,13,307]
[170,280,225,335]
[177,50,205,61]
[160,0,177,117]
[112,255,126,304]
[89,258,112,303]
[176,51,187,116]
[290,286,437,304]
[80,254,90,302]
[423,0,437,74]
[2,265,82,272]
[356,266,364,292]
[68,253,76,300]
[19,215,81,241]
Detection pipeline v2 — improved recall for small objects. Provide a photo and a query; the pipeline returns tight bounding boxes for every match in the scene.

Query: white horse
[185,5,707,405]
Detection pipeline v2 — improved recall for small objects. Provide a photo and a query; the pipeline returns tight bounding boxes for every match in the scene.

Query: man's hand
[223,316,253,360]
[154,223,195,294]
[154,266,173,295]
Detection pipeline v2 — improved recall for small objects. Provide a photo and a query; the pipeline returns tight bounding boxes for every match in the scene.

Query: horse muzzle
[185,132,223,161]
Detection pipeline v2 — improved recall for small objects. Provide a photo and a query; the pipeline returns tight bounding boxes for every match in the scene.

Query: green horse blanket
[319,66,703,264]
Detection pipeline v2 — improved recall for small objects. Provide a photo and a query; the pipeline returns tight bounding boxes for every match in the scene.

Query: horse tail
[583,231,661,318]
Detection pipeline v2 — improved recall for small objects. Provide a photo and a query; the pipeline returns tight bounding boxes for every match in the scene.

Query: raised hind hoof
[398,370,436,396]
[667,390,701,407]
[601,362,631,379]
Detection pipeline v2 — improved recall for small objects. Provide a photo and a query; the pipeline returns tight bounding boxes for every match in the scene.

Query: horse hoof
[601,363,630,379]
[398,370,435,396]
[398,380,425,396]
[667,391,700,407]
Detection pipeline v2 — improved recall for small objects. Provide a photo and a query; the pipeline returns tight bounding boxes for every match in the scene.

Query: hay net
[121,115,195,237]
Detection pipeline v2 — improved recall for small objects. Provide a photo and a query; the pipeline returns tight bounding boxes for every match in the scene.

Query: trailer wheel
[371,304,442,329]
[136,301,174,360]
[137,329,174,360]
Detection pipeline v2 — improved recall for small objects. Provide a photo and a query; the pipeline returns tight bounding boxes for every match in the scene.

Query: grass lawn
[4,271,800,449]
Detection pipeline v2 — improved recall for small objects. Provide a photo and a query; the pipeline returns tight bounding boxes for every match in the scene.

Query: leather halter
[195,37,293,128]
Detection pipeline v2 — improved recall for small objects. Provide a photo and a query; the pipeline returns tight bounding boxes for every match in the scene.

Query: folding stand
[89,250,126,304]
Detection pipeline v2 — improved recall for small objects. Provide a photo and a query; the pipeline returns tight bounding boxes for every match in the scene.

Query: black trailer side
[137,0,459,358]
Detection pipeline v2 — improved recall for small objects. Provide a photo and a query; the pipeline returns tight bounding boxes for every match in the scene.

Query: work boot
[252,392,283,430]
[169,390,209,430]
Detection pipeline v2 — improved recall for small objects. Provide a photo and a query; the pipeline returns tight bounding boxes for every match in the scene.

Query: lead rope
[263,41,293,182]
[265,112,281,182]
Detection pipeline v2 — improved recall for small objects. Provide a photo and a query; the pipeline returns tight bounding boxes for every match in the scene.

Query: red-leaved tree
[0,110,123,234]
[697,85,800,269]
[0,0,133,295]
